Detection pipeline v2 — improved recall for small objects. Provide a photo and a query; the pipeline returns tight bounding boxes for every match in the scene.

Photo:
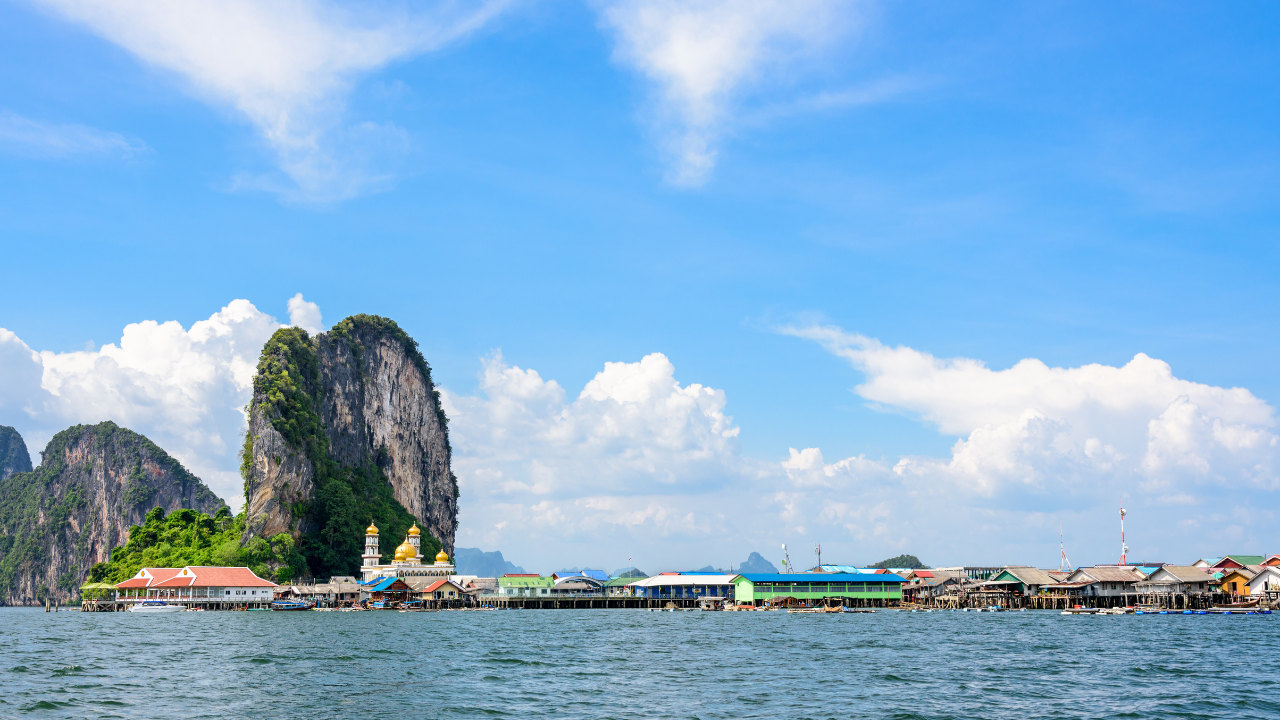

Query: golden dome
[407,523,421,536]
[395,540,417,561]
[435,549,449,564]
[365,522,379,535]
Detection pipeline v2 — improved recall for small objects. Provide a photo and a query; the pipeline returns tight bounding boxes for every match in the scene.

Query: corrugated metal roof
[1215,555,1266,567]
[1073,566,1145,583]
[1144,565,1213,583]
[363,577,401,592]
[629,574,738,587]
[736,573,905,583]
[993,567,1059,586]
[552,569,610,582]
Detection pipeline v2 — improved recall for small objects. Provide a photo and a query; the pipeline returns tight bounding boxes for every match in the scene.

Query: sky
[1,0,1278,574]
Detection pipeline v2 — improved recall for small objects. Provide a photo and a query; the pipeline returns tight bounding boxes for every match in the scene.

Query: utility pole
[1058,521,1072,573]
[1118,504,1129,566]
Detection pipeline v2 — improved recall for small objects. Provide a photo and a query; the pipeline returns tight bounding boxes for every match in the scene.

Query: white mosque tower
[362,523,381,568]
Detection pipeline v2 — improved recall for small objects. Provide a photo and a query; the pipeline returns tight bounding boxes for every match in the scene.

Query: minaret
[363,523,381,567]
[407,523,421,556]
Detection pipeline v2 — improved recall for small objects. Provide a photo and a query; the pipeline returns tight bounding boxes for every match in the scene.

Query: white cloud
[596,0,862,185]
[0,110,147,158]
[287,293,324,335]
[34,0,509,201]
[0,296,321,506]
[783,325,1279,498]
[446,351,743,497]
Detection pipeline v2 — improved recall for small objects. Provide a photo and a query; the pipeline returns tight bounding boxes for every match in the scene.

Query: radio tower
[1058,521,1072,573]
[1118,504,1129,566]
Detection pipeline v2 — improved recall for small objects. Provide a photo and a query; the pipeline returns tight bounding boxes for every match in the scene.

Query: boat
[128,600,186,613]
[270,599,312,611]
[1061,607,1100,615]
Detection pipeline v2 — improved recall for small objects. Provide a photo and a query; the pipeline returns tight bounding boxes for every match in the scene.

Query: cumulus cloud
[0,110,147,158]
[287,293,324,335]
[444,351,775,564]
[0,296,320,506]
[596,0,862,185]
[446,351,743,497]
[783,325,1279,498]
[33,0,509,201]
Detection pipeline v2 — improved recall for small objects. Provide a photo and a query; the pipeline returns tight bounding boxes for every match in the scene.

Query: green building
[732,573,904,606]
[497,574,554,597]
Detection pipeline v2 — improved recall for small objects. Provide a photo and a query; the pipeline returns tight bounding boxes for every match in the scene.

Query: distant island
[453,548,525,577]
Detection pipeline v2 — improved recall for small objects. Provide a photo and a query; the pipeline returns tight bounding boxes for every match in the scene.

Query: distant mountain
[0,422,225,605]
[737,552,778,574]
[0,426,32,481]
[611,566,648,578]
[454,548,525,577]
[870,554,926,570]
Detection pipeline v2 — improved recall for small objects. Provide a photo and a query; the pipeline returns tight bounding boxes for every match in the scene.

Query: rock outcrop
[737,551,779,574]
[242,315,457,578]
[0,422,225,605]
[0,425,32,481]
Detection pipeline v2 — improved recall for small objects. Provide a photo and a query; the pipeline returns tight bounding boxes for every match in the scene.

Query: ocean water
[3,607,1278,719]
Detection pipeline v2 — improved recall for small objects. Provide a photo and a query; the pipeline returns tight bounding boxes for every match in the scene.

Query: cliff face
[0,426,32,481]
[242,315,456,578]
[0,422,225,605]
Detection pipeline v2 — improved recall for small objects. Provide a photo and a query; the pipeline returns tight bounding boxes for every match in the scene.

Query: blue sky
[1,1,1278,572]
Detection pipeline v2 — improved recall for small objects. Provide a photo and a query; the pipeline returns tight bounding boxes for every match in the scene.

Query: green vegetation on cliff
[248,321,443,578]
[88,507,306,584]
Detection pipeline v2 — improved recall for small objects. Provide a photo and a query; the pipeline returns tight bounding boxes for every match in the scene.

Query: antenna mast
[781,543,792,573]
[1058,521,1072,573]
[1118,504,1129,566]
[815,543,822,570]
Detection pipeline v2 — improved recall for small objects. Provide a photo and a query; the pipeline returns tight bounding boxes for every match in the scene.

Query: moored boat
[128,600,186,613]
[270,599,312,611]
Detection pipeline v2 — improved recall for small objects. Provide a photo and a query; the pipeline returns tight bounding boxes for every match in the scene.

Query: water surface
[3,607,1277,719]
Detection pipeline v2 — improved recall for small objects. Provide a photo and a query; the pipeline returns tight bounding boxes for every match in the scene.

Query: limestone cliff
[0,425,32,481]
[242,315,456,578]
[0,422,225,605]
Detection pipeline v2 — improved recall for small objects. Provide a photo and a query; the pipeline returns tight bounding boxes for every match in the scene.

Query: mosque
[360,521,454,583]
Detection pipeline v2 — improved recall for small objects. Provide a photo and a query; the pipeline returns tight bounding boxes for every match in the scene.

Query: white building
[115,566,277,605]
[1249,566,1280,596]
[359,522,454,583]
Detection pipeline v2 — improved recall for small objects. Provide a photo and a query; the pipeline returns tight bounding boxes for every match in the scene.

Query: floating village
[74,519,1280,616]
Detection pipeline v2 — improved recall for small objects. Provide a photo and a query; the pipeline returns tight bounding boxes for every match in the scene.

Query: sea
[3,607,1278,719]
